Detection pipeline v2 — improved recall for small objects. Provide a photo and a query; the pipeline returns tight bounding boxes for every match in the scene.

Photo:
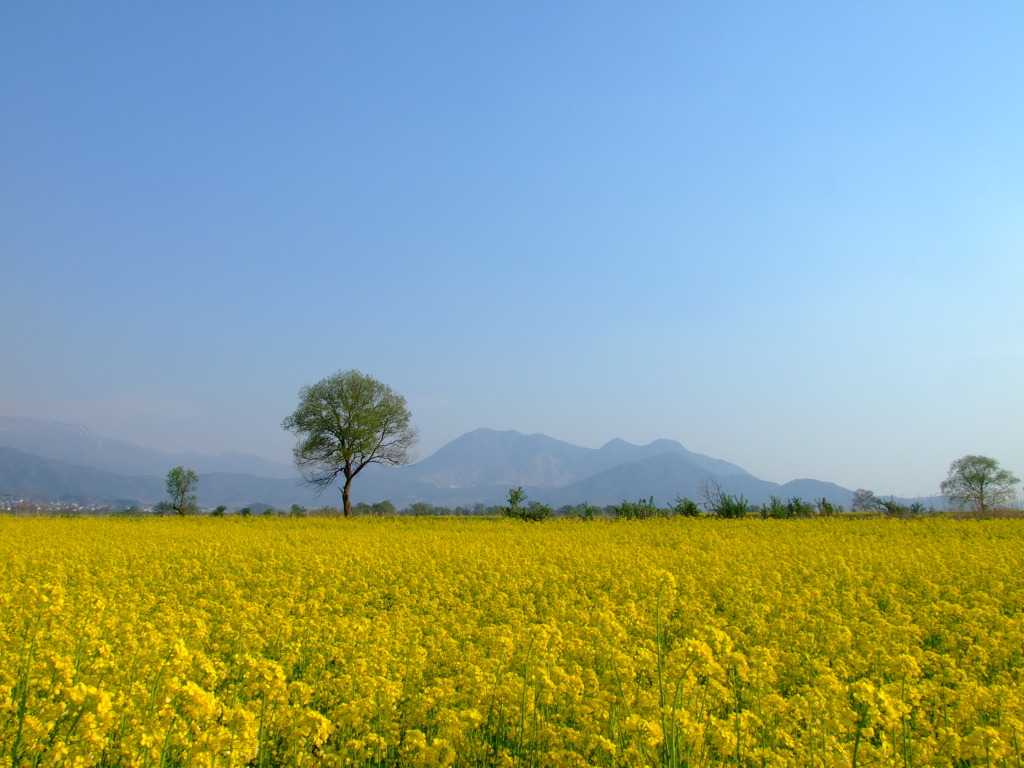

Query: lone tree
[166,466,198,516]
[850,488,882,513]
[940,455,1020,513]
[282,369,418,517]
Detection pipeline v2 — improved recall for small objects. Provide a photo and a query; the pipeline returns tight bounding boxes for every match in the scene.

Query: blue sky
[2,2,1022,498]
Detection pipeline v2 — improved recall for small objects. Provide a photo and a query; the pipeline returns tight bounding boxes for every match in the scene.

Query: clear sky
[2,2,1022,498]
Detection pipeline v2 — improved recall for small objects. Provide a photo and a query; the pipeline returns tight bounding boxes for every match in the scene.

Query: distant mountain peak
[600,437,634,450]
[0,420,864,510]
[0,416,296,480]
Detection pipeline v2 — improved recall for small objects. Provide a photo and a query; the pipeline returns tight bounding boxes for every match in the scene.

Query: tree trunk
[342,477,353,518]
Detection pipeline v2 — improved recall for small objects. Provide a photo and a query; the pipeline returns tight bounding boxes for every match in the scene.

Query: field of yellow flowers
[1,516,1022,767]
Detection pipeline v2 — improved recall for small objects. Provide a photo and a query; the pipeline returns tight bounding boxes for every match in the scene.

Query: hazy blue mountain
[535,453,853,507]
[0,447,321,509]
[0,417,297,479]
[351,430,853,508]
[403,428,751,488]
[594,437,751,478]
[1,421,867,510]
[778,478,857,502]
[542,451,715,507]
[193,473,322,509]
[0,447,164,504]
[407,429,600,487]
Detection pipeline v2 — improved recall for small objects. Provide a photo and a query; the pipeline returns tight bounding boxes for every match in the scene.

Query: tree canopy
[165,466,198,516]
[281,369,418,517]
[940,455,1020,513]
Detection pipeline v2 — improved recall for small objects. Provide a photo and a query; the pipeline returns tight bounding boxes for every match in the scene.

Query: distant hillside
[1,421,871,510]
[403,428,751,489]
[353,429,853,508]
[0,417,297,478]
[0,447,321,509]
[0,447,164,505]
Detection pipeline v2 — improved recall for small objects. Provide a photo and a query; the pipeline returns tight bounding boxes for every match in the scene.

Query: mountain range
[0,417,862,509]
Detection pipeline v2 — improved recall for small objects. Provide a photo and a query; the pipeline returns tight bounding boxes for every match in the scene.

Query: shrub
[879,498,910,517]
[816,497,840,516]
[716,493,749,519]
[564,503,600,520]
[764,496,790,519]
[500,487,550,521]
[613,497,662,520]
[786,497,815,518]
[672,496,702,517]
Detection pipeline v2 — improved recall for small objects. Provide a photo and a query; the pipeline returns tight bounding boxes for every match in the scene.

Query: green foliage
[372,500,396,516]
[238,507,252,517]
[613,497,662,520]
[879,497,909,517]
[672,496,701,517]
[941,455,1021,513]
[507,487,527,511]
[520,501,553,521]
[715,493,749,519]
[211,505,227,517]
[165,466,198,516]
[786,497,815,518]
[764,496,789,519]
[815,497,840,516]
[500,487,551,521]
[700,479,749,519]
[567,502,601,520]
[282,369,418,517]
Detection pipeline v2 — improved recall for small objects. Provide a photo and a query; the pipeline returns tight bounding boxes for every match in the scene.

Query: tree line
[153,370,1022,520]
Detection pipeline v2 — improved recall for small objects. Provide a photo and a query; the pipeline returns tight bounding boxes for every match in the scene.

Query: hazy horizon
[3,3,1022,499]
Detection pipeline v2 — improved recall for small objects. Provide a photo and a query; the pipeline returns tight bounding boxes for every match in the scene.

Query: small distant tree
[879,497,909,517]
[815,497,840,516]
[941,455,1021,513]
[572,502,601,520]
[282,369,418,517]
[407,502,435,516]
[372,500,396,516]
[700,479,749,519]
[499,487,526,518]
[786,497,815,518]
[165,466,198,516]
[614,497,661,520]
[764,495,789,519]
[851,489,882,513]
[520,501,553,521]
[211,505,227,517]
[672,496,702,517]
[500,487,551,521]
[507,487,527,513]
